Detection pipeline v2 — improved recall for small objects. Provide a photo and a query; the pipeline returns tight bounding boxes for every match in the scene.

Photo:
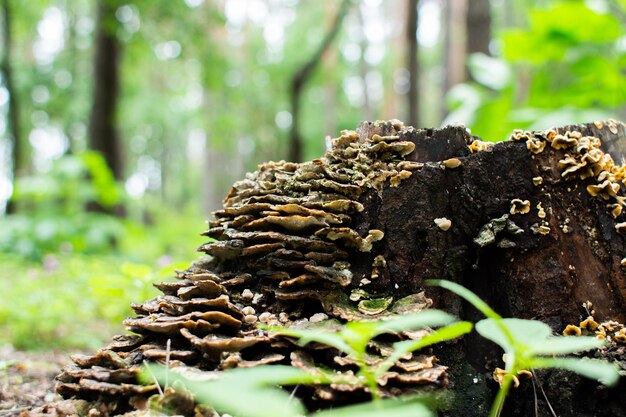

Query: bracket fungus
[55,119,626,416]
[441,158,462,169]
[510,199,531,215]
[434,217,452,231]
[56,120,448,411]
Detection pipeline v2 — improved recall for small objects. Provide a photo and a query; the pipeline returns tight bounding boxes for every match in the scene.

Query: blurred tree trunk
[1,0,21,214]
[406,0,419,127]
[465,0,491,81]
[89,0,123,180]
[357,5,372,122]
[288,0,350,163]
[63,0,77,154]
[442,0,466,118]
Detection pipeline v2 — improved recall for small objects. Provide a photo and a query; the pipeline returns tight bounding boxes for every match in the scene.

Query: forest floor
[0,345,71,416]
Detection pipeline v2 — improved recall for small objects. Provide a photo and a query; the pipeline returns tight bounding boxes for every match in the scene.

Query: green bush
[2,151,124,261]
[0,253,189,350]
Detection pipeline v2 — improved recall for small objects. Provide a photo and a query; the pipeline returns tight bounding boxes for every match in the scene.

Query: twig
[0,407,29,416]
[534,373,558,417]
[165,338,171,390]
[287,384,300,404]
[143,360,164,396]
[531,373,538,417]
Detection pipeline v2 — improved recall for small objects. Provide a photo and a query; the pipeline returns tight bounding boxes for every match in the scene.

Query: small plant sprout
[264,309,472,400]
[427,279,621,417]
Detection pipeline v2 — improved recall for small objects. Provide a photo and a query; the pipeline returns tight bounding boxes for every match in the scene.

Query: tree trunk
[288,0,350,163]
[357,4,373,122]
[89,0,123,180]
[56,120,626,417]
[1,0,21,213]
[353,120,626,416]
[465,0,491,81]
[442,0,467,98]
[406,0,419,127]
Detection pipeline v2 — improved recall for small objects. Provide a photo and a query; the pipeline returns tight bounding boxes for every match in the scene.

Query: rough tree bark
[352,120,626,416]
[288,0,350,163]
[406,0,419,127]
[55,120,626,417]
[89,0,123,180]
[1,0,21,213]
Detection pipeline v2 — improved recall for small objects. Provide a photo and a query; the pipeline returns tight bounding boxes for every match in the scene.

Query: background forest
[0,0,625,350]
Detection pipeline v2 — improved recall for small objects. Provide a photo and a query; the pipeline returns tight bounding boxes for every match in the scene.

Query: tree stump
[55,120,626,417]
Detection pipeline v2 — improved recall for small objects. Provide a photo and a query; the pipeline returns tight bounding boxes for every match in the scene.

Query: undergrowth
[144,280,621,417]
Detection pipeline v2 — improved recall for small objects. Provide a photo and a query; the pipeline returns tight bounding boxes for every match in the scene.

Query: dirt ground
[0,345,71,416]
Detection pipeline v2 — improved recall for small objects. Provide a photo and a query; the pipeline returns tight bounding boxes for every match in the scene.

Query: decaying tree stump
[54,120,626,417]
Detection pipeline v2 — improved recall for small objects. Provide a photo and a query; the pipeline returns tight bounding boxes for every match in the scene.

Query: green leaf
[476,319,605,357]
[266,310,458,356]
[529,357,620,387]
[394,321,473,353]
[476,318,552,353]
[467,53,511,90]
[370,310,458,338]
[261,326,353,355]
[342,321,380,351]
[311,397,434,417]
[145,364,311,417]
[528,336,604,355]
[217,365,331,386]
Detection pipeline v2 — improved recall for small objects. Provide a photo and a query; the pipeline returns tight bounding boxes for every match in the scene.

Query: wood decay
[53,119,626,417]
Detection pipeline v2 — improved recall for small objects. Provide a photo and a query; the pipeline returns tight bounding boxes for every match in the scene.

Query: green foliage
[142,309,465,417]
[0,253,172,350]
[427,279,620,417]
[145,363,435,417]
[145,365,324,417]
[0,147,206,350]
[137,281,622,417]
[1,147,206,263]
[2,152,123,261]
[447,0,626,141]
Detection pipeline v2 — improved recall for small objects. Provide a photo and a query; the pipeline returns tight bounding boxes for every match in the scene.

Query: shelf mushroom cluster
[509,123,626,233]
[56,121,448,408]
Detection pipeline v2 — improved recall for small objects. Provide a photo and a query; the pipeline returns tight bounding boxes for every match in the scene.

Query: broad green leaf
[529,357,620,387]
[217,365,331,386]
[476,318,552,352]
[442,83,483,127]
[145,364,309,417]
[426,280,501,320]
[311,397,434,417]
[528,336,604,355]
[370,310,458,338]
[467,53,511,90]
[343,321,380,351]
[261,326,352,354]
